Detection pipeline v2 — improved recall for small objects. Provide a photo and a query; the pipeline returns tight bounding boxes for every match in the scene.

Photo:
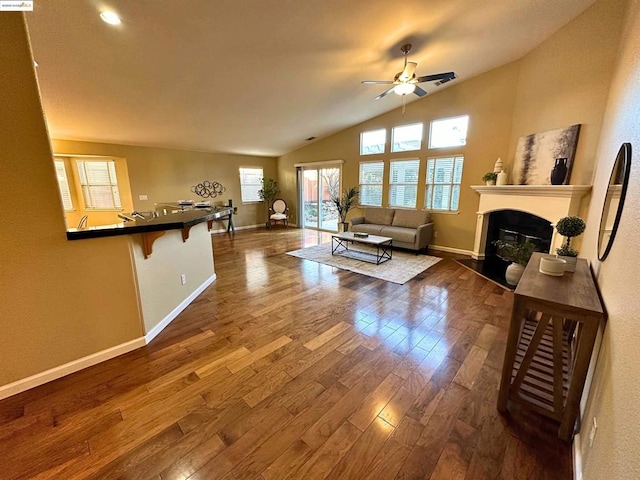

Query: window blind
[389,159,420,208]
[359,161,384,206]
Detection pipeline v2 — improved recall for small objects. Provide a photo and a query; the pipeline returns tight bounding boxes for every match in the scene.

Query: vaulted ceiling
[26,0,597,157]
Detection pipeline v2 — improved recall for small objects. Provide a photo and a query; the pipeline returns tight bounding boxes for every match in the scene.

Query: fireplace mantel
[470,184,592,259]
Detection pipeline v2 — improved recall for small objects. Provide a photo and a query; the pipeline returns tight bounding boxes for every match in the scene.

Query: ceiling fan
[362,44,456,100]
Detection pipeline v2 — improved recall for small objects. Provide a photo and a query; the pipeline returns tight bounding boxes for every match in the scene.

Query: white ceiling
[26,0,597,157]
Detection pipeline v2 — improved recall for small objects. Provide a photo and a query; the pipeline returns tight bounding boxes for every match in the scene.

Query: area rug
[286,243,442,284]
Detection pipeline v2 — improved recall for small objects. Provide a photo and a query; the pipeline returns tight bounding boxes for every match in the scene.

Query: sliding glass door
[301,166,340,231]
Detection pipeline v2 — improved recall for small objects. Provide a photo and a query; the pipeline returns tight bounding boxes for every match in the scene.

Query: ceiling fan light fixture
[394,83,416,96]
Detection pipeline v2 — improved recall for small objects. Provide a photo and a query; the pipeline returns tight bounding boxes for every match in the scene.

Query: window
[425,155,464,211]
[54,160,73,211]
[391,123,423,152]
[429,115,469,149]
[359,161,384,206]
[76,159,122,210]
[389,159,420,208]
[239,167,263,202]
[360,128,386,155]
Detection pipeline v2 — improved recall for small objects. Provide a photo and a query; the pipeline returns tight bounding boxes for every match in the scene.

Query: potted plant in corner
[482,172,498,186]
[257,177,280,228]
[555,216,586,272]
[493,240,537,286]
[331,187,359,232]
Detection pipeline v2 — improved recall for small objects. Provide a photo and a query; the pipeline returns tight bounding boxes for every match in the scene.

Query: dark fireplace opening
[460,210,553,289]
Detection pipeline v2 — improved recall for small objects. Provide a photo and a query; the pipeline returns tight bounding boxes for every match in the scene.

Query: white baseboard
[144,273,217,343]
[428,244,473,256]
[0,273,218,401]
[0,337,146,401]
[573,433,583,480]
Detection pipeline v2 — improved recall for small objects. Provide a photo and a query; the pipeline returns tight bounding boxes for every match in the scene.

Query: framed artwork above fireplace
[512,124,581,185]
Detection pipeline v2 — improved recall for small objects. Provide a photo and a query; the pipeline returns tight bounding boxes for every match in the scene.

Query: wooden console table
[497,252,605,441]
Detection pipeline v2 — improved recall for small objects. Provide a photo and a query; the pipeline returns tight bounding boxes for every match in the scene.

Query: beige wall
[53,139,278,230]
[0,15,143,386]
[132,223,215,334]
[278,0,623,253]
[578,0,640,478]
[279,62,520,252]
[507,0,624,186]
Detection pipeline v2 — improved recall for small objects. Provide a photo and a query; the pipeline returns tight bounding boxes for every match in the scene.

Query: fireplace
[464,185,591,288]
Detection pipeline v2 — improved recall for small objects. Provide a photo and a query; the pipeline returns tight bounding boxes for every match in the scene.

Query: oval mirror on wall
[598,142,632,261]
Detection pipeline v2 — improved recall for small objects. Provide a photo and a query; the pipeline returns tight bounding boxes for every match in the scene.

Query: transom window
[76,159,122,210]
[425,155,464,211]
[239,167,263,203]
[391,123,423,152]
[429,115,469,149]
[359,161,384,206]
[389,159,420,208]
[360,128,386,155]
[54,160,73,211]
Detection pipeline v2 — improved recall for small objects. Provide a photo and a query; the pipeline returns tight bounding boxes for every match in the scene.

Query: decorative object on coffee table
[512,124,581,185]
[555,216,586,272]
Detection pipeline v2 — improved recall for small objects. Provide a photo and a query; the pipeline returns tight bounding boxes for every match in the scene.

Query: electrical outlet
[180,274,186,285]
[139,194,148,201]
[589,417,598,448]
[433,231,438,238]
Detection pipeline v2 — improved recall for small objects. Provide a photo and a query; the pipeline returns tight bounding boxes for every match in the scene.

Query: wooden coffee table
[331,232,393,264]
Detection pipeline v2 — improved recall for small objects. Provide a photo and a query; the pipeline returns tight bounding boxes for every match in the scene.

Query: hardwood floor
[0,228,572,479]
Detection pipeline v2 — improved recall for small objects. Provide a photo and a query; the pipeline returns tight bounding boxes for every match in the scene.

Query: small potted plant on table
[493,240,537,286]
[555,216,586,272]
[482,172,498,186]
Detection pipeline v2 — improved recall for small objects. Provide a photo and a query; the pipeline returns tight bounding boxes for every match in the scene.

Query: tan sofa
[350,208,434,252]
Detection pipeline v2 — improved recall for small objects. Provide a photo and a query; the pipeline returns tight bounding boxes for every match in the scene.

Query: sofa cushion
[352,223,385,235]
[380,226,417,244]
[365,208,394,226]
[391,209,431,229]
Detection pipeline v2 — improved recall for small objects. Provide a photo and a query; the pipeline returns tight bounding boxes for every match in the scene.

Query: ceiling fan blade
[375,87,396,100]
[415,72,456,83]
[399,62,417,81]
[413,86,427,97]
[361,80,395,85]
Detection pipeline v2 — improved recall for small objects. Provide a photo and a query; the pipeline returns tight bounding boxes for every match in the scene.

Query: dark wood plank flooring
[0,228,572,479]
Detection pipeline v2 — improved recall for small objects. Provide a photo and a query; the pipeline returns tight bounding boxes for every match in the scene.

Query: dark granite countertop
[67,206,233,240]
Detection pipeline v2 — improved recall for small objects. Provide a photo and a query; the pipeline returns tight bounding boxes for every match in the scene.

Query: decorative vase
[550,158,568,185]
[557,255,577,272]
[494,157,503,173]
[505,262,525,286]
[486,179,496,186]
[497,170,508,185]
[339,221,349,233]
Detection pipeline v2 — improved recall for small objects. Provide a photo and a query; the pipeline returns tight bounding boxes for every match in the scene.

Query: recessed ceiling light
[100,11,121,25]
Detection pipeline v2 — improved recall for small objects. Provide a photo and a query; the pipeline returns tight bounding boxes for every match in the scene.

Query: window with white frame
[391,123,423,152]
[359,161,384,206]
[428,115,469,149]
[54,160,74,211]
[76,159,122,210]
[360,128,386,155]
[239,167,263,202]
[425,155,464,211]
[389,159,420,208]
